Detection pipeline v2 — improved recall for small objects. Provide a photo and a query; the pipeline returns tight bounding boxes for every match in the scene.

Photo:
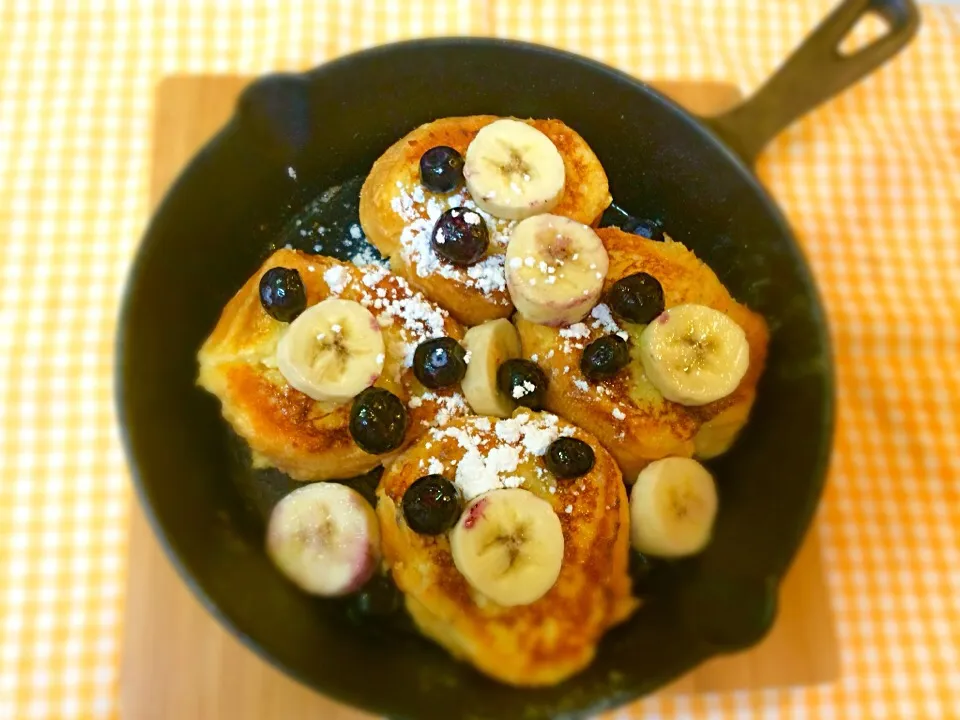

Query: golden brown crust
[359,116,612,326]
[376,413,637,686]
[388,253,514,326]
[197,249,467,481]
[515,228,769,482]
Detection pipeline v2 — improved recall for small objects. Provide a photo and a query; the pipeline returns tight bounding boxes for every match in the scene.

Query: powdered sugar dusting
[324,261,450,368]
[590,303,629,340]
[418,390,469,427]
[323,265,350,294]
[430,413,566,499]
[521,425,559,456]
[555,303,631,356]
[512,380,536,399]
[350,244,387,268]
[393,183,516,296]
[559,322,592,353]
[451,440,520,500]
[560,323,590,339]
[495,412,561,457]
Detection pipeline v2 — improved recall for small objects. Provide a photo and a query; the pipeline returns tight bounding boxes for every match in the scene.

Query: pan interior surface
[118,39,832,720]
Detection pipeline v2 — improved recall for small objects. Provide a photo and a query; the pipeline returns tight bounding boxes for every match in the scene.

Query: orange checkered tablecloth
[0,1,958,718]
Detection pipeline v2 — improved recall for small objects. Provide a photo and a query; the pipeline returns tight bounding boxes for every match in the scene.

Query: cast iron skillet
[117,1,917,717]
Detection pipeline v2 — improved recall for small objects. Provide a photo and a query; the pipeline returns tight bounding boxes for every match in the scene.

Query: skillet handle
[704,0,919,166]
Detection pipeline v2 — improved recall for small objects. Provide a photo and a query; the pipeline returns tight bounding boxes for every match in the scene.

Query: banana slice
[266,482,381,596]
[277,297,385,403]
[450,488,564,607]
[639,303,749,406]
[464,119,565,220]
[505,214,609,326]
[460,318,521,417]
[630,457,718,558]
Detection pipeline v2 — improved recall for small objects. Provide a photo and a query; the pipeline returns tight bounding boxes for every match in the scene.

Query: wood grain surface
[120,75,838,720]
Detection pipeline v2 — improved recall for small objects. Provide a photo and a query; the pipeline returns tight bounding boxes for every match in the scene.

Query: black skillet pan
[117,1,918,717]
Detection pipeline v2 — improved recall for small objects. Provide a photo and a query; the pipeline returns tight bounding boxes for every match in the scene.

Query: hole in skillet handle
[838,10,891,56]
[702,0,919,166]
[236,73,313,161]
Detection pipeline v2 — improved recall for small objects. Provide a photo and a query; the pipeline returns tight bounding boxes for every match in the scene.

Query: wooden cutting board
[120,76,839,720]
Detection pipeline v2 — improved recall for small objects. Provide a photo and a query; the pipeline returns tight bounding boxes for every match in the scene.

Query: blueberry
[496,359,548,410]
[413,337,467,389]
[259,267,307,322]
[623,217,665,241]
[347,573,402,621]
[581,334,630,380]
[544,437,595,479]
[431,207,489,266]
[402,474,462,535]
[419,146,465,193]
[349,387,408,454]
[606,272,665,324]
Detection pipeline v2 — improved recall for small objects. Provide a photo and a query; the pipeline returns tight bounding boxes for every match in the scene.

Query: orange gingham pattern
[0,1,957,718]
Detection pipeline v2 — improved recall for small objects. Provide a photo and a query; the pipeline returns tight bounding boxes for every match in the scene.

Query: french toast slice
[197,249,468,481]
[377,412,636,686]
[514,228,769,481]
[359,116,611,326]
